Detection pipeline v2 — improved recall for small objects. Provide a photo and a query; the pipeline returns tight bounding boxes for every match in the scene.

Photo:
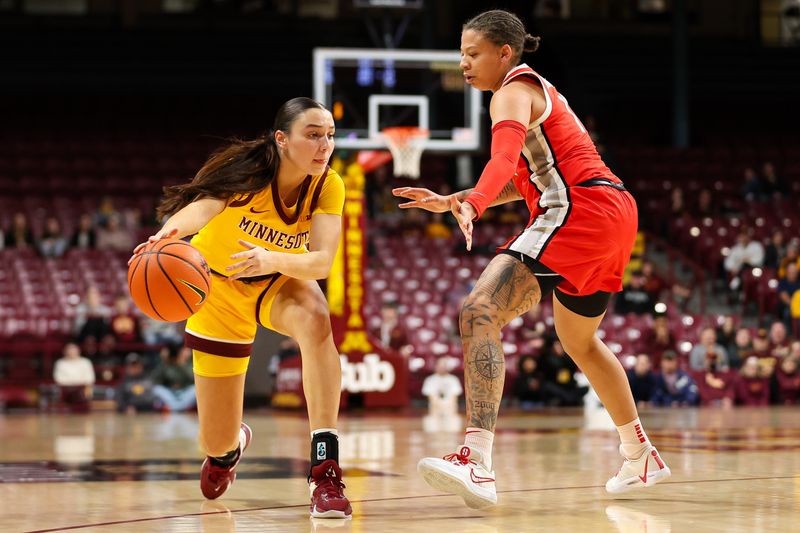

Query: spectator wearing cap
[734,357,771,406]
[724,229,764,292]
[626,354,658,407]
[116,353,157,414]
[689,327,730,372]
[652,351,698,407]
[614,270,655,316]
[774,356,800,405]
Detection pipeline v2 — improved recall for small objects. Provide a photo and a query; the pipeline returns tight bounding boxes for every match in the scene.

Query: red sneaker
[200,422,252,500]
[308,460,352,518]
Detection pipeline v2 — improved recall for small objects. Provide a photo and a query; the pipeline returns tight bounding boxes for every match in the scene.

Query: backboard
[313,48,482,152]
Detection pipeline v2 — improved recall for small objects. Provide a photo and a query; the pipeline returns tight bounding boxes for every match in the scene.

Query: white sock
[616,418,651,459]
[464,427,494,470]
[311,428,338,438]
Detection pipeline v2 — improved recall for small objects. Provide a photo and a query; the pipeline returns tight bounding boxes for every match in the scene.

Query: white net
[382,127,429,178]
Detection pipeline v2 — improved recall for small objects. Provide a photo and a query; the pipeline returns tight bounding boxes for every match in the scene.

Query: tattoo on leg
[470,340,503,387]
[470,401,498,430]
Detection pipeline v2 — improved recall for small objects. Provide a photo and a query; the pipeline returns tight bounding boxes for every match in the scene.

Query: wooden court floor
[1,406,798,532]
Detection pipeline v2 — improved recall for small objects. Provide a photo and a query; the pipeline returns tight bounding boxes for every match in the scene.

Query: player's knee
[295,300,332,342]
[459,292,506,331]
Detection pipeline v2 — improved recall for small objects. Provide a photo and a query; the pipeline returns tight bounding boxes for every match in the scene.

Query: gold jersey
[191,167,345,275]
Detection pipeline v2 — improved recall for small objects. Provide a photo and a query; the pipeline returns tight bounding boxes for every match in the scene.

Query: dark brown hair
[463,9,540,64]
[157,97,327,220]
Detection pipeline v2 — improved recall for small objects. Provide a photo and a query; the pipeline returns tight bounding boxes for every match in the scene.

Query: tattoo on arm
[489,181,523,207]
[454,188,474,202]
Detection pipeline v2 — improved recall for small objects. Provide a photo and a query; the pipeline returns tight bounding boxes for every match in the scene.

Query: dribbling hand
[227,240,275,280]
[392,187,451,213]
[128,228,179,265]
[450,196,476,251]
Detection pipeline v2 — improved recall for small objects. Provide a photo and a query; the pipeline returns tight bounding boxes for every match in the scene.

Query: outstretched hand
[392,187,451,213]
[128,228,179,265]
[450,196,476,251]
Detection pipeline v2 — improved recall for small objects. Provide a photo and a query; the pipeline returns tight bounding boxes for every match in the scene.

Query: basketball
[127,238,212,322]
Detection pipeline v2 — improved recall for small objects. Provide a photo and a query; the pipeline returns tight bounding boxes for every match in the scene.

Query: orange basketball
[127,239,212,322]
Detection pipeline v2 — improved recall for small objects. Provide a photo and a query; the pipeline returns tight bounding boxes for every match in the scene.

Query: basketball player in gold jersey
[130,97,351,518]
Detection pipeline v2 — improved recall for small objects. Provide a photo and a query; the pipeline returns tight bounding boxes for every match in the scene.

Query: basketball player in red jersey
[394,10,671,508]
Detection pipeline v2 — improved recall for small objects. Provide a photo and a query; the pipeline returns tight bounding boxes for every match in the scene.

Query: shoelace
[443,451,475,466]
[315,475,347,498]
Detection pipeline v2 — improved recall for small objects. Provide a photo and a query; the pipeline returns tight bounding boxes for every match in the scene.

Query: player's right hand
[128,228,179,265]
[392,187,451,213]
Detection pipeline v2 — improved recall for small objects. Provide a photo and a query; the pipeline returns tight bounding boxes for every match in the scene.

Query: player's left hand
[226,240,275,279]
[450,196,475,251]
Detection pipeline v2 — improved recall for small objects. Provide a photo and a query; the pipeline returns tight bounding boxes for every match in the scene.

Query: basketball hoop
[382,126,429,178]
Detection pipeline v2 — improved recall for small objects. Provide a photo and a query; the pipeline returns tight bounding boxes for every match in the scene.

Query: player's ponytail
[464,9,540,65]
[157,97,328,220]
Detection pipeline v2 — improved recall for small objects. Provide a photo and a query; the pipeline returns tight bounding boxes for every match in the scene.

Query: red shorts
[498,184,638,297]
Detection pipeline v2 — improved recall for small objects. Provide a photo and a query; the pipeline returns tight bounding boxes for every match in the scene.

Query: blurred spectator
[640,312,676,368]
[641,260,667,301]
[497,202,525,225]
[734,357,770,406]
[741,167,763,201]
[761,161,786,198]
[768,321,791,359]
[97,213,134,252]
[689,327,729,371]
[4,212,34,249]
[74,286,112,344]
[694,188,717,217]
[652,351,698,407]
[695,355,735,408]
[774,356,800,405]
[669,187,686,218]
[763,229,786,270]
[669,280,693,312]
[141,316,185,347]
[614,270,655,315]
[69,213,97,250]
[116,353,157,414]
[37,216,69,258]
[512,355,546,409]
[93,196,119,228]
[626,354,657,406]
[269,337,300,386]
[728,327,755,370]
[424,212,453,240]
[151,345,196,412]
[724,229,764,291]
[421,357,463,415]
[777,262,800,325]
[778,239,800,278]
[540,337,588,406]
[109,293,141,345]
[372,301,411,355]
[715,316,737,355]
[53,342,95,411]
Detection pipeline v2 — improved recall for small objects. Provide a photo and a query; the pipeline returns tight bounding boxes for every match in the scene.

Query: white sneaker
[417,446,497,509]
[606,445,671,495]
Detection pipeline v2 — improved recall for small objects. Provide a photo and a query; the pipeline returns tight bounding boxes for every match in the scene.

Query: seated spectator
[641,260,667,302]
[728,327,755,370]
[715,316,737,356]
[669,187,686,218]
[74,286,112,345]
[512,355,546,409]
[640,312,676,368]
[695,356,735,408]
[69,213,97,250]
[761,161,786,199]
[741,167,763,201]
[150,345,196,412]
[4,212,34,249]
[614,270,655,316]
[734,357,770,406]
[110,293,142,345]
[93,195,119,228]
[97,212,134,252]
[53,342,96,411]
[37,216,69,258]
[689,327,729,372]
[116,353,157,414]
[669,280,693,312]
[724,229,764,291]
[774,356,800,405]
[694,188,718,217]
[424,212,452,240]
[626,354,657,407]
[777,263,800,325]
[421,357,463,415]
[539,337,588,406]
[652,351,698,407]
[141,316,184,347]
[778,239,800,279]
[372,301,411,355]
[768,321,791,359]
[763,229,785,270]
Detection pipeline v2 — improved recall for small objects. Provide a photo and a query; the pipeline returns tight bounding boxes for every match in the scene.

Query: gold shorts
[185,272,290,377]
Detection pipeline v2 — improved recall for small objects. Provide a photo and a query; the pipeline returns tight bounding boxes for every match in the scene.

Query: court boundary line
[24,474,799,532]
